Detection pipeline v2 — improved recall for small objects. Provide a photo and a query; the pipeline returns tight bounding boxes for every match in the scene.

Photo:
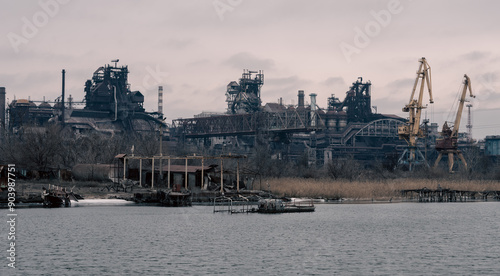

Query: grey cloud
[322,77,345,87]
[223,52,275,70]
[165,38,195,50]
[262,76,313,104]
[475,72,498,93]
[266,76,300,86]
[387,78,415,89]
[461,51,491,60]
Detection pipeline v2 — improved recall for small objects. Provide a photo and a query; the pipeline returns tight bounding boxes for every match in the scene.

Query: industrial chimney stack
[158,86,163,116]
[298,90,305,108]
[61,69,65,126]
[310,93,317,127]
[0,87,5,131]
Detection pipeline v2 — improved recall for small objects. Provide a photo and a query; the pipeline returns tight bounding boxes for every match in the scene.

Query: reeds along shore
[264,178,500,200]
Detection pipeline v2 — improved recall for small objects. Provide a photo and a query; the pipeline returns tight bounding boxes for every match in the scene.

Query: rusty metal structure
[434,74,475,173]
[397,57,434,170]
[173,71,406,165]
[7,98,55,132]
[84,62,145,114]
[173,109,325,138]
[226,69,264,114]
[7,61,164,134]
[338,77,372,122]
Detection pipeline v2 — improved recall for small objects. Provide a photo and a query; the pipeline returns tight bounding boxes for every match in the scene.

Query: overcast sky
[1,0,499,139]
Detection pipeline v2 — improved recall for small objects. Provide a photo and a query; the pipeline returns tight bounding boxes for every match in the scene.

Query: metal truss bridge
[172,110,325,138]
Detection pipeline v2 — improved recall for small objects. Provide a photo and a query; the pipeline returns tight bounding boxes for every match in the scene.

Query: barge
[257,198,315,213]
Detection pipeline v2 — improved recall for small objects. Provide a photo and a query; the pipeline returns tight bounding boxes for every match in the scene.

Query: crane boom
[434,74,475,173]
[451,74,474,137]
[398,57,434,170]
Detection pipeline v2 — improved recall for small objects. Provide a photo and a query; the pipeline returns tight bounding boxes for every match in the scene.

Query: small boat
[257,198,315,213]
[158,184,192,207]
[43,190,70,207]
[42,185,78,208]
[160,191,192,207]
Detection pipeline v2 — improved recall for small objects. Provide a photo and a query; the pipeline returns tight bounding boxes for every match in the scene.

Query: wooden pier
[401,188,500,202]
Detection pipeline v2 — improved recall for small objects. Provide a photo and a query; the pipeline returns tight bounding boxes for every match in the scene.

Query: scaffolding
[122,154,247,193]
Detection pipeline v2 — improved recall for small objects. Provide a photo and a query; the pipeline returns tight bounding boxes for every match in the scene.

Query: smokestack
[298,90,305,108]
[61,69,65,126]
[158,86,163,116]
[0,87,5,131]
[310,93,317,127]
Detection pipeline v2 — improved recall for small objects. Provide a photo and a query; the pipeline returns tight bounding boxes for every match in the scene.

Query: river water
[3,202,500,275]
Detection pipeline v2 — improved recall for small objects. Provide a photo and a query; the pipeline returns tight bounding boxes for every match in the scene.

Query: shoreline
[3,178,500,208]
[6,197,500,209]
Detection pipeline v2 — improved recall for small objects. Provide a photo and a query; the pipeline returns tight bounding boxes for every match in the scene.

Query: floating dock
[257,198,315,213]
[213,197,315,214]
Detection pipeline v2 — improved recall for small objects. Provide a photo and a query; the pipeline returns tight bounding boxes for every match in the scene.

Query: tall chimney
[158,86,163,116]
[298,90,305,108]
[0,87,5,131]
[61,69,65,126]
[310,93,317,127]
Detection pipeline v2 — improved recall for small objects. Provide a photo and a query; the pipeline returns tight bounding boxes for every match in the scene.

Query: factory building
[485,136,500,156]
[0,87,6,134]
[173,72,408,165]
[5,62,165,135]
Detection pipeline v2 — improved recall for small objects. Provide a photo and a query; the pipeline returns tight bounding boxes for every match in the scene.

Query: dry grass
[265,177,500,200]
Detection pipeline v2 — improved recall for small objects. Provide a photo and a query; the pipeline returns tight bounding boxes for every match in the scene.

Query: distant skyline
[1,0,499,139]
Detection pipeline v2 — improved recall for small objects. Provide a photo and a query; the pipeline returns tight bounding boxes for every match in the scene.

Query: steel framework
[352,119,405,146]
[173,109,325,138]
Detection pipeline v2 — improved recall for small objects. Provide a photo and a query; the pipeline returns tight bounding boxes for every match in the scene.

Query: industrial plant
[4,60,165,136]
[1,58,499,176]
[174,72,409,166]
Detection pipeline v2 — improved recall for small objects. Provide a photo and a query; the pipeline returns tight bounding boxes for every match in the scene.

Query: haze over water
[5,202,500,275]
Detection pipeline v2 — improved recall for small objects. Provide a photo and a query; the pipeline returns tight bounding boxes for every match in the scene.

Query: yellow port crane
[398,57,434,171]
[433,74,475,173]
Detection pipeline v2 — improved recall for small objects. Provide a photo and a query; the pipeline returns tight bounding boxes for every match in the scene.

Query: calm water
[2,202,500,275]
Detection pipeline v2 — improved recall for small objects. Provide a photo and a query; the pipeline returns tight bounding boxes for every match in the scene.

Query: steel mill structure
[3,59,492,170]
[6,61,165,135]
[173,72,408,166]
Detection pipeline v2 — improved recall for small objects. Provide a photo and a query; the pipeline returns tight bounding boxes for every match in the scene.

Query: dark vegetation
[1,126,499,182]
